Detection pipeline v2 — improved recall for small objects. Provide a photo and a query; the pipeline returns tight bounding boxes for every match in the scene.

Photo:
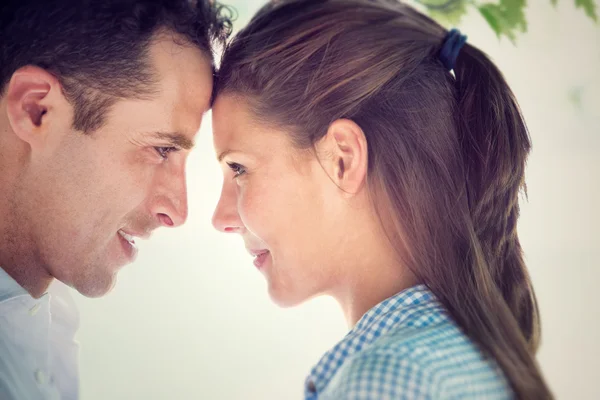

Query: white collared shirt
[0,267,79,400]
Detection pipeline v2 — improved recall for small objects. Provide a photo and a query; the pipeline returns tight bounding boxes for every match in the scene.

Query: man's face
[10,35,213,297]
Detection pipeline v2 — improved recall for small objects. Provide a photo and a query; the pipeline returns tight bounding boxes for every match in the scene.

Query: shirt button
[29,303,41,316]
[35,369,47,384]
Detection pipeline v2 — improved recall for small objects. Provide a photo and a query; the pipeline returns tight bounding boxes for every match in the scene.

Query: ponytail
[443,42,553,399]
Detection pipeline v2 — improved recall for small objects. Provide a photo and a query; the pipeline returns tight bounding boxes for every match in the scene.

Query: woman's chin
[267,285,310,308]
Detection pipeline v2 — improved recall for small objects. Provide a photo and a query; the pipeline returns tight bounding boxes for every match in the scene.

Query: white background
[74,1,600,399]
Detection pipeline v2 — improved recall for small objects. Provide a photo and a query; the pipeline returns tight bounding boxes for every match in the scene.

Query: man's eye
[226,162,246,178]
[155,146,177,160]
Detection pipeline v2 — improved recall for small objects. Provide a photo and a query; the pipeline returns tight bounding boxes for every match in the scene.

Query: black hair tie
[439,28,467,71]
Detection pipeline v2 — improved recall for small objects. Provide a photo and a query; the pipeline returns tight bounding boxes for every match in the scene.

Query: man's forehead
[148,34,213,128]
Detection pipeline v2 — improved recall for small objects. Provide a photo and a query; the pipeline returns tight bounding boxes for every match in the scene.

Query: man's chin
[71,272,118,298]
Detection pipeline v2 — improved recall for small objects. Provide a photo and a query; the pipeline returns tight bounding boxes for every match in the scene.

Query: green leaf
[568,86,584,110]
[501,0,528,32]
[551,0,558,6]
[477,2,528,43]
[416,0,470,26]
[478,4,504,38]
[575,0,598,22]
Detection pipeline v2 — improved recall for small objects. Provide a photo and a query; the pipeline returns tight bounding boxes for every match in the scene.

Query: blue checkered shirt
[304,285,513,399]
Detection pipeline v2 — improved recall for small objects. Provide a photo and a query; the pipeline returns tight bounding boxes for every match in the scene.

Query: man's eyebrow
[150,131,195,150]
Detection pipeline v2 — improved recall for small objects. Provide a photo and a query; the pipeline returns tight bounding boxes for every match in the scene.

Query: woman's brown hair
[216,0,552,397]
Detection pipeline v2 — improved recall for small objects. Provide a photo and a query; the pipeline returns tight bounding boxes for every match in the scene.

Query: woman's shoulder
[323,317,513,399]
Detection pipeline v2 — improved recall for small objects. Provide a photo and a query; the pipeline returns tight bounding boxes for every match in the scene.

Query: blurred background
[73,1,599,399]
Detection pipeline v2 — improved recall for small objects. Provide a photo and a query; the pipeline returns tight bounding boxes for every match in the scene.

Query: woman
[211,0,552,398]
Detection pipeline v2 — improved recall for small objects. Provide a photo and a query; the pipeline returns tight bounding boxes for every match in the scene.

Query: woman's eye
[227,162,247,178]
[155,146,177,160]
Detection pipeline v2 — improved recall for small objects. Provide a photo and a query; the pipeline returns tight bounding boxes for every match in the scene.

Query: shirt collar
[305,284,436,396]
[0,266,78,329]
[0,266,52,371]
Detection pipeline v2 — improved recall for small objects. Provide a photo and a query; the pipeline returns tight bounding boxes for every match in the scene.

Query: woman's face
[211,95,345,307]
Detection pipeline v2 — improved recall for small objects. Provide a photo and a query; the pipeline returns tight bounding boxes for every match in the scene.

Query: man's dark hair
[0,0,233,132]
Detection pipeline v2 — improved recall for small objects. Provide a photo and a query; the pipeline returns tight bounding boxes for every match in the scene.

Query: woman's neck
[330,231,418,329]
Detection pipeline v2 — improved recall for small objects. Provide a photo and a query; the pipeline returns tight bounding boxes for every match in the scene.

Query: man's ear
[314,118,368,195]
[5,66,65,147]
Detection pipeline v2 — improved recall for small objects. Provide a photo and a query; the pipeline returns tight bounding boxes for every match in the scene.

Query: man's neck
[0,164,54,299]
[0,253,54,299]
[2,266,54,299]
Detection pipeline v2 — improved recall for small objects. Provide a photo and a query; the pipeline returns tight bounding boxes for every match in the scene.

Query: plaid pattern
[304,285,513,399]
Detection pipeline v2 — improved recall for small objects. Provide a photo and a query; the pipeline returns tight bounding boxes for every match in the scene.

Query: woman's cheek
[238,188,260,230]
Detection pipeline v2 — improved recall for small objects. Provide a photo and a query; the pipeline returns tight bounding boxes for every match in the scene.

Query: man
[0,1,231,398]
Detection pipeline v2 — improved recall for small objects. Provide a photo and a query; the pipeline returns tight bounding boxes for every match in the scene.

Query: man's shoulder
[0,329,61,400]
[0,281,78,400]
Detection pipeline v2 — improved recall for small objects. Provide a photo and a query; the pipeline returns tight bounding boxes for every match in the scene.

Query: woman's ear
[315,118,368,195]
